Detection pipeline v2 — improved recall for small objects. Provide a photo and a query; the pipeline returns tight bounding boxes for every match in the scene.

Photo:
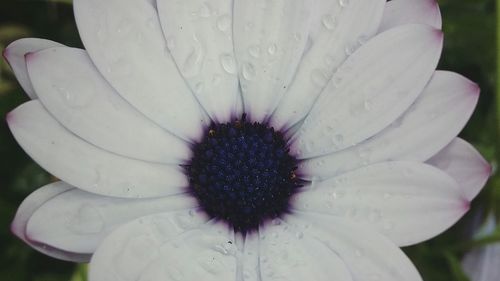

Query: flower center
[185,115,302,233]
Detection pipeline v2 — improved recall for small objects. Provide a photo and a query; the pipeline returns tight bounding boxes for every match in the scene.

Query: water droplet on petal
[195,82,205,94]
[220,54,237,74]
[242,63,256,80]
[216,15,231,32]
[321,14,337,30]
[339,0,350,8]
[199,2,212,18]
[268,44,277,55]
[248,45,261,58]
[182,36,205,78]
[166,37,176,51]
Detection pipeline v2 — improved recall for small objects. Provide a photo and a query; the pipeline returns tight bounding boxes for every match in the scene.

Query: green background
[0,0,498,280]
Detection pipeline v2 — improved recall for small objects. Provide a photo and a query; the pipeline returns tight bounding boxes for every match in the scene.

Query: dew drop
[364,99,373,110]
[216,15,231,32]
[242,62,256,80]
[268,44,277,55]
[55,83,95,109]
[199,2,212,18]
[345,44,357,56]
[212,74,222,85]
[166,37,176,51]
[248,45,261,58]
[195,82,205,94]
[339,0,350,8]
[321,14,337,30]
[220,54,237,74]
[116,19,132,36]
[182,36,205,78]
[355,248,364,257]
[324,54,335,66]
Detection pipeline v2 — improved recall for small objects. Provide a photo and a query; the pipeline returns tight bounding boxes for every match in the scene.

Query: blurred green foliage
[0,0,498,280]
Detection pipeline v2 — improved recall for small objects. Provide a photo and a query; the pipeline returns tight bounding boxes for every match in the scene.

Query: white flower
[462,214,500,281]
[4,0,491,280]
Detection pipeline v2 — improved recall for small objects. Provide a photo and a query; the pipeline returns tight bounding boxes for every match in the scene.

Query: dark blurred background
[0,0,497,280]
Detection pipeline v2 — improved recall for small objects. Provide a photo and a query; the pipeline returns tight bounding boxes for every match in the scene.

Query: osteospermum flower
[4,0,492,280]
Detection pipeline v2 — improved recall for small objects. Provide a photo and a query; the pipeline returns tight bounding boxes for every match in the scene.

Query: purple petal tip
[2,48,9,61]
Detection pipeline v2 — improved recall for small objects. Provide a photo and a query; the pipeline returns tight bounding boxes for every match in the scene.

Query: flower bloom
[4,0,491,280]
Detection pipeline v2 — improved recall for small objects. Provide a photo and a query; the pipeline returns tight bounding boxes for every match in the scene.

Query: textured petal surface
[27,47,190,164]
[428,138,491,201]
[7,101,187,198]
[157,0,241,122]
[301,71,479,180]
[238,233,260,281]
[292,161,468,246]
[11,181,91,262]
[271,0,386,129]
[258,220,353,281]
[89,217,238,281]
[291,24,443,159]
[3,38,63,99]
[26,189,196,254]
[74,0,208,141]
[233,0,312,121]
[286,213,422,281]
[379,0,441,33]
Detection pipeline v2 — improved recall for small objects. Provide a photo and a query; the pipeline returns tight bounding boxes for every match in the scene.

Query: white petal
[89,217,237,281]
[301,71,479,180]
[291,24,443,159]
[286,213,422,281]
[26,188,197,254]
[233,0,312,121]
[73,0,208,141]
[7,101,187,198]
[3,38,63,99]
[11,181,90,262]
[379,0,441,33]
[462,214,500,281]
[271,0,386,129]
[27,47,190,164]
[427,138,491,201]
[292,161,469,246]
[258,220,353,281]
[156,0,241,122]
[463,243,500,281]
[238,233,260,281]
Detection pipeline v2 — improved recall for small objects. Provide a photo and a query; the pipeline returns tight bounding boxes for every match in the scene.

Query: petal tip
[10,220,24,240]
[2,47,9,62]
[485,163,493,177]
[434,29,444,41]
[462,199,471,212]
[467,80,481,96]
[5,110,14,124]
